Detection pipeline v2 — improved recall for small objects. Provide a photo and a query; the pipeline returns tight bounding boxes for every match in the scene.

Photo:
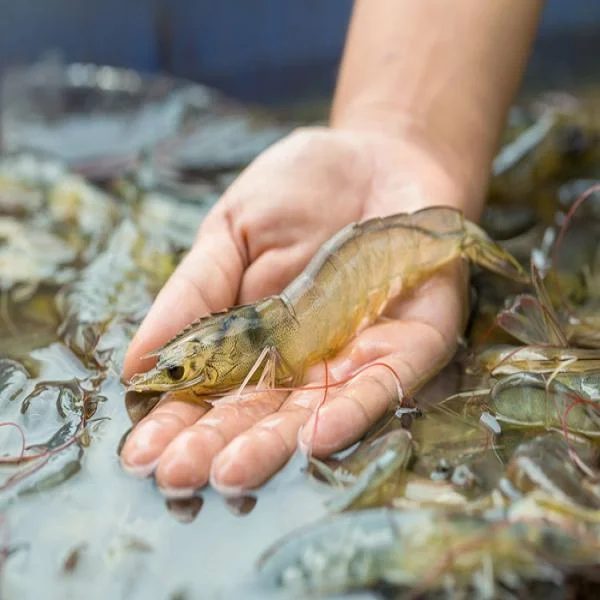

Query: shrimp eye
[167,365,185,381]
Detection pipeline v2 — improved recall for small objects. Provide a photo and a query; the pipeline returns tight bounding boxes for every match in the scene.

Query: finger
[299,316,457,457]
[122,210,245,380]
[153,389,288,496]
[209,387,328,493]
[120,396,210,476]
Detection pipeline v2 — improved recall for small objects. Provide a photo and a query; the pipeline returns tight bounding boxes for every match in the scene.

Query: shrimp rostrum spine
[128,206,527,396]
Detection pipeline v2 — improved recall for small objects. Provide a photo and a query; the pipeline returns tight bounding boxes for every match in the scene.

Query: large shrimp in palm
[128,206,526,399]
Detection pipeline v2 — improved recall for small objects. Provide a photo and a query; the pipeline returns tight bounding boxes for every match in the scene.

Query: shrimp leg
[327,439,413,513]
[309,457,347,488]
[234,346,275,400]
[227,346,297,402]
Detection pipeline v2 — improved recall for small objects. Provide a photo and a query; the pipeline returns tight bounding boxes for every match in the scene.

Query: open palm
[120,126,470,497]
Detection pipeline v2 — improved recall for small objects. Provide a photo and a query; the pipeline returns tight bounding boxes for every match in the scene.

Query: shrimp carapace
[128,206,528,396]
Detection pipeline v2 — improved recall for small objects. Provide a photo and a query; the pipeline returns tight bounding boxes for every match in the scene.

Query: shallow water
[2,63,600,600]
[3,439,333,599]
[0,172,343,599]
[0,65,332,598]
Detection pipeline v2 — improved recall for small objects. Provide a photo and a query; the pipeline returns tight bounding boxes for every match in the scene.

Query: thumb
[122,210,245,381]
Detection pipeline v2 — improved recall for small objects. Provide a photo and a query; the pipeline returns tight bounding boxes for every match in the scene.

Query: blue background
[1,0,600,104]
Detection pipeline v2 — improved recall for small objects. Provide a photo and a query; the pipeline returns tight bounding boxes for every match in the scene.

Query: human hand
[120,126,472,497]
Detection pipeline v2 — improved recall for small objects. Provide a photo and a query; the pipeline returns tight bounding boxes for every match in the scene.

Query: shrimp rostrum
[128,206,527,397]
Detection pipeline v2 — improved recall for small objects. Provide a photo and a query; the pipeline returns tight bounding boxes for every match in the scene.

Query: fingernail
[209,469,248,497]
[158,485,198,499]
[120,421,163,468]
[120,457,158,478]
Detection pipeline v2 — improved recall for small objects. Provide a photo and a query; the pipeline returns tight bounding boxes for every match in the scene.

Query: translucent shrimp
[475,266,600,378]
[128,206,527,397]
[489,109,600,206]
[257,507,600,597]
[490,372,600,438]
[500,433,600,509]
[311,429,414,512]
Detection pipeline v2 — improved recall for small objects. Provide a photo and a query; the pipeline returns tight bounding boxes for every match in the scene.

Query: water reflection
[224,495,258,517]
[166,497,204,524]
[0,67,325,599]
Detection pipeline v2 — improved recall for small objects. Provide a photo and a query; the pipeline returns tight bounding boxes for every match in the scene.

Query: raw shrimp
[475,265,600,376]
[311,429,414,512]
[312,426,495,512]
[257,507,600,597]
[477,344,600,377]
[501,433,600,509]
[129,206,527,397]
[489,109,600,205]
[490,372,600,437]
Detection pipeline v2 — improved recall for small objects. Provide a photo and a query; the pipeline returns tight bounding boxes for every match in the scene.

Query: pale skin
[120,0,544,496]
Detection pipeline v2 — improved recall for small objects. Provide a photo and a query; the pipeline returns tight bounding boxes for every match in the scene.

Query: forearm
[331,0,544,215]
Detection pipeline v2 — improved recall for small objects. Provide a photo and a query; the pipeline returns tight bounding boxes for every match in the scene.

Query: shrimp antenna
[298,360,406,466]
[302,359,330,464]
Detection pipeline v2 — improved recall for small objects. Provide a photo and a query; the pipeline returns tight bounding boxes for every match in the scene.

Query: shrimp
[489,108,600,206]
[501,433,600,509]
[475,265,600,377]
[128,206,527,397]
[315,429,414,512]
[257,507,600,597]
[490,372,600,437]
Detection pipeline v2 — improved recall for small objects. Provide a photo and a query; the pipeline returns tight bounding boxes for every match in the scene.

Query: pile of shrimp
[3,89,600,598]
[254,96,600,597]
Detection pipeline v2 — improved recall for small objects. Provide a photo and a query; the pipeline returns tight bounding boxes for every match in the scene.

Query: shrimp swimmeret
[128,206,528,398]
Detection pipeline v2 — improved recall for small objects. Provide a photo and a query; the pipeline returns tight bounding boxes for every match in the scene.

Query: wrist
[331,104,491,221]
[329,1,544,220]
